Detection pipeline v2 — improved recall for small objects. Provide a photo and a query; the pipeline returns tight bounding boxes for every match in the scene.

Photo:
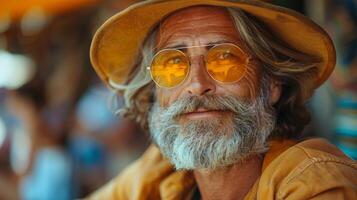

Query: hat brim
[90,0,335,88]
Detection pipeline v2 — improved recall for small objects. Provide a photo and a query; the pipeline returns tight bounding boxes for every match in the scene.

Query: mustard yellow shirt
[87,138,357,200]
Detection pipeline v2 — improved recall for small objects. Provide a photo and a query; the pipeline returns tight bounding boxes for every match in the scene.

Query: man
[88,0,357,199]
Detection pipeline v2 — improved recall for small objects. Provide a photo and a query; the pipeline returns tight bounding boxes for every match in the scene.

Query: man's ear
[269,79,282,105]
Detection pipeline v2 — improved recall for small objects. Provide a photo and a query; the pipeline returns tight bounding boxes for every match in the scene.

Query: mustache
[161,95,254,119]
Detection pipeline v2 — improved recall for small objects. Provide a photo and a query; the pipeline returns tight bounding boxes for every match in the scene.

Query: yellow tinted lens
[206,44,248,83]
[150,49,189,88]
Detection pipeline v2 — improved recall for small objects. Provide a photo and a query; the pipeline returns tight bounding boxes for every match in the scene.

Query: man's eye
[168,57,182,64]
[219,52,232,60]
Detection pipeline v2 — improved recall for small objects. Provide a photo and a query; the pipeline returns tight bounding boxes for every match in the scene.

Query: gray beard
[148,92,276,170]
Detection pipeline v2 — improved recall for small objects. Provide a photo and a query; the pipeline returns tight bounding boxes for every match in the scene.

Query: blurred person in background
[4,70,73,200]
[88,0,357,199]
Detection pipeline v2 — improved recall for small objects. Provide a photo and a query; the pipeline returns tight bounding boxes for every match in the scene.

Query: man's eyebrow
[164,43,187,49]
[206,40,232,46]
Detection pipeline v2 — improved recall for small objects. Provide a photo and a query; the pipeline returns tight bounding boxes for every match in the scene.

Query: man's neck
[193,155,263,200]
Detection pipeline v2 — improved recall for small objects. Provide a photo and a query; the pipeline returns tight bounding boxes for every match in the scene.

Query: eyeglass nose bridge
[185,54,208,82]
[186,44,209,57]
[187,53,206,64]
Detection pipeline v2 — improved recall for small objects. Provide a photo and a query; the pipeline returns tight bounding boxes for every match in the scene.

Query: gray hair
[110,7,319,138]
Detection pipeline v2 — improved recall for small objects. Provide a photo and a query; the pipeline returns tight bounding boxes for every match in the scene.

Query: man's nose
[183,55,216,96]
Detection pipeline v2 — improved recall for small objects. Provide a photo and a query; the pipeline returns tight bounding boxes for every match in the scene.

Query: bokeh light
[0,50,35,89]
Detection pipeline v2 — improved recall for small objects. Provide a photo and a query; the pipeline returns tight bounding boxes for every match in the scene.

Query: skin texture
[155,6,281,200]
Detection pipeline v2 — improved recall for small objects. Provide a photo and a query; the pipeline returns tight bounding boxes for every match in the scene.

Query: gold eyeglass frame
[147,43,251,89]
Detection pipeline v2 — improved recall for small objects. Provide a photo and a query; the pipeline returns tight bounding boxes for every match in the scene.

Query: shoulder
[87,145,174,200]
[258,138,357,200]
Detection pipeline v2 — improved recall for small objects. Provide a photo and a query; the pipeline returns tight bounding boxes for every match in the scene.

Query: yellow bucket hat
[90,0,335,88]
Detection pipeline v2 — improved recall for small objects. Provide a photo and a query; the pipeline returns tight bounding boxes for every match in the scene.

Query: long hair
[110,7,320,139]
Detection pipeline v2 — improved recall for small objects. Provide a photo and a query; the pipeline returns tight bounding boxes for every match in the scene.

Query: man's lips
[180,108,230,119]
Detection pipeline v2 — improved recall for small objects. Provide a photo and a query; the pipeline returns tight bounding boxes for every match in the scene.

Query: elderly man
[88,0,357,199]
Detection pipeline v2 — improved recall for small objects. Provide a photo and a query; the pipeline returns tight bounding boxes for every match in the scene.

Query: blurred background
[0,0,356,199]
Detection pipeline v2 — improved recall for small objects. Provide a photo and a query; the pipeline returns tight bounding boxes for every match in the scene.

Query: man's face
[149,6,278,170]
[155,6,259,109]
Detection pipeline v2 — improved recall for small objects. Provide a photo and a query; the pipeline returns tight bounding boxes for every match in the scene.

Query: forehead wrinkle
[158,28,243,50]
[161,31,239,43]
[157,6,239,49]
[159,24,236,42]
[159,17,236,38]
[161,27,237,36]
[158,20,237,38]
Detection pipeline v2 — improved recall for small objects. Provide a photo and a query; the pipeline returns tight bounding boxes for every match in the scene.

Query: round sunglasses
[147,43,251,88]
